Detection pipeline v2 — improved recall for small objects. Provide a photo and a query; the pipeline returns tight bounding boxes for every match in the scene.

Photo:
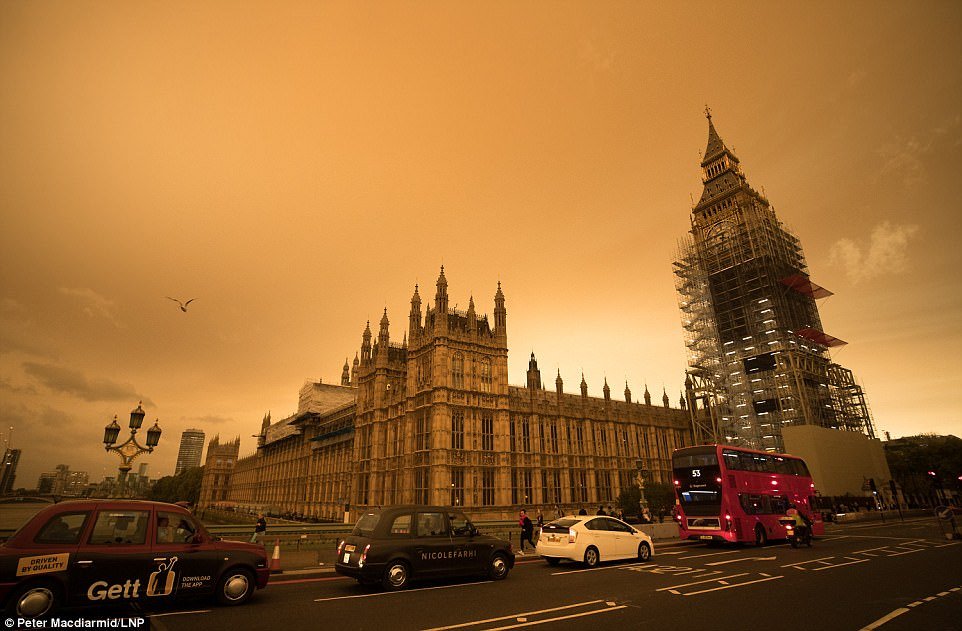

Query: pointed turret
[361,320,372,363]
[624,381,632,404]
[603,378,610,401]
[679,392,687,410]
[527,352,542,390]
[409,284,422,338]
[466,295,476,334]
[341,359,350,386]
[351,352,359,386]
[662,387,670,408]
[580,372,588,398]
[644,384,651,406]
[435,266,449,314]
[556,369,564,396]
[696,107,749,209]
[493,281,506,340]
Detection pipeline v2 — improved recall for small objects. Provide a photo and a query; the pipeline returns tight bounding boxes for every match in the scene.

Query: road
[96,517,962,630]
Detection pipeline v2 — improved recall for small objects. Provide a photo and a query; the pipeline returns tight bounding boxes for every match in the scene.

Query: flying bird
[166,297,195,312]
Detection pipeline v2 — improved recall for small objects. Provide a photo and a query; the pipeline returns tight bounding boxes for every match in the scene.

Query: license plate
[700,535,713,540]
[548,535,558,542]
[343,553,351,563]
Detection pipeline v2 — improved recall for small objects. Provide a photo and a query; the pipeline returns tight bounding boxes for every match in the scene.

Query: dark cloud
[22,362,154,406]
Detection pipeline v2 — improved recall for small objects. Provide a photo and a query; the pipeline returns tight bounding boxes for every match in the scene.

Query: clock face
[706,219,734,243]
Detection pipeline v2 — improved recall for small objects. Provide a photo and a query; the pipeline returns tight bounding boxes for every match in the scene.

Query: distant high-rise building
[1,448,21,495]
[175,429,206,475]
[674,110,875,452]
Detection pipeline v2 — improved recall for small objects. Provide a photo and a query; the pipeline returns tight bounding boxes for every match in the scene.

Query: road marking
[782,556,835,568]
[551,561,649,575]
[811,557,869,571]
[951,587,961,592]
[658,550,686,555]
[422,600,604,631]
[678,549,742,560]
[482,604,626,630]
[656,573,748,591]
[859,608,910,630]
[907,601,922,607]
[682,575,782,596]
[935,542,961,548]
[705,556,776,566]
[273,575,349,585]
[937,591,950,597]
[314,580,488,602]
[924,596,936,601]
[149,610,210,618]
[886,548,924,557]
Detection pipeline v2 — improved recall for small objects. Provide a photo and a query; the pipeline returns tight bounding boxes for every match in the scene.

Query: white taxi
[535,515,653,567]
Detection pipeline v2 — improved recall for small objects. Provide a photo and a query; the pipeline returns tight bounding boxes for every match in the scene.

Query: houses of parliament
[199,267,692,521]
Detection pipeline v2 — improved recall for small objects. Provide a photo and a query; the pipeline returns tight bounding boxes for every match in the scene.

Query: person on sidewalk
[251,513,267,545]
[518,509,535,555]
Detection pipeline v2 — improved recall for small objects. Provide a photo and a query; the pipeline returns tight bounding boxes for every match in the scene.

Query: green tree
[643,482,676,519]
[149,466,204,505]
[616,484,643,517]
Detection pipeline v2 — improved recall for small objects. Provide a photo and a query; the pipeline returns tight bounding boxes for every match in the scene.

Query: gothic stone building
[201,268,691,521]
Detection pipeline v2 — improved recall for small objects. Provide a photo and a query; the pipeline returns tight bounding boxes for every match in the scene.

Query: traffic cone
[270,538,282,574]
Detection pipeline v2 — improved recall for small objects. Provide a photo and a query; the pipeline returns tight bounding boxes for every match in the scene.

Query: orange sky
[1,1,960,486]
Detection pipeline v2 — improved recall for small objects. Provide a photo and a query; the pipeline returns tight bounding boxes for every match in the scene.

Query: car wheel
[8,581,61,618]
[754,525,767,547]
[382,560,410,591]
[216,568,255,606]
[637,542,652,562]
[545,557,561,566]
[583,546,600,568]
[488,553,509,580]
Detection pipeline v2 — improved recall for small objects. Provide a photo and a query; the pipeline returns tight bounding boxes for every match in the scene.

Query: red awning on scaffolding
[781,273,834,299]
[795,327,847,348]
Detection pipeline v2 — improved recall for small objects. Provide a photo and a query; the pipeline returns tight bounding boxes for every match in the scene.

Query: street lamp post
[103,402,162,497]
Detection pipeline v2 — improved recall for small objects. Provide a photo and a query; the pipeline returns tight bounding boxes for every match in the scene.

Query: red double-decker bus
[671,444,824,545]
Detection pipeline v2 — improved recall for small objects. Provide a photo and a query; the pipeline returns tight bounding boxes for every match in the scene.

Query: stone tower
[674,109,874,451]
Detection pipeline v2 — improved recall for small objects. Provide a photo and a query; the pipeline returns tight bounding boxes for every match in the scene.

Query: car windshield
[352,512,380,536]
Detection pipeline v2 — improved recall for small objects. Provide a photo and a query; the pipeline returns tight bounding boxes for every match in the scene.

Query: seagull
[166,297,195,312]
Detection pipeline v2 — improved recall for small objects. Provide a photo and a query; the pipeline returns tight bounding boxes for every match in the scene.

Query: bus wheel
[754,525,767,547]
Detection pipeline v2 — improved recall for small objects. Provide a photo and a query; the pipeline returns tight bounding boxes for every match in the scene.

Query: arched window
[452,353,464,389]
[479,358,492,392]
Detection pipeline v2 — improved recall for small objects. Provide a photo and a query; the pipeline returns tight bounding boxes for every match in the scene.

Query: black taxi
[1,499,269,618]
[334,505,514,590]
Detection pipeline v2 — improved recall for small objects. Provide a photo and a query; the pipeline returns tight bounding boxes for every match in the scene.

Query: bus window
[754,455,775,473]
[798,460,811,477]
[722,450,742,470]
[770,496,788,514]
[774,457,792,475]
[739,452,757,472]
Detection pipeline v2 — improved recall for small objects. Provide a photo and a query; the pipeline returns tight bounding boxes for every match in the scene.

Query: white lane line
[907,601,922,608]
[314,580,487,601]
[924,596,937,601]
[682,575,782,596]
[935,542,961,548]
[937,591,950,597]
[483,604,627,631]
[951,587,961,592]
[782,556,835,568]
[706,556,776,566]
[886,548,924,557]
[551,562,648,575]
[149,610,211,618]
[812,557,870,571]
[422,600,604,631]
[859,608,910,630]
[678,549,743,560]
[656,573,748,591]
[852,541,922,555]
[658,551,686,555]
[672,569,717,576]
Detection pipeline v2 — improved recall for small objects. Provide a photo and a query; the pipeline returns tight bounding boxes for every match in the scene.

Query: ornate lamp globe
[103,416,121,447]
[146,420,162,448]
[128,402,146,430]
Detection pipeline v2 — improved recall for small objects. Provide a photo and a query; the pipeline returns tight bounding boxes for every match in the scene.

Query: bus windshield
[672,449,722,516]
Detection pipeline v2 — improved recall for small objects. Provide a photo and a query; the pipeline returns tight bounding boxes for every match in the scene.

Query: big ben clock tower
[675,109,875,451]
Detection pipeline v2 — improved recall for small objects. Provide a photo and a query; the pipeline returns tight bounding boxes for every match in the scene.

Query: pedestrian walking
[518,509,535,555]
[251,513,267,545]
[536,509,544,530]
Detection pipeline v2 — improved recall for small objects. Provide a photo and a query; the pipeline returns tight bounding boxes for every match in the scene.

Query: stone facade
[197,435,239,506]
[200,269,691,521]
